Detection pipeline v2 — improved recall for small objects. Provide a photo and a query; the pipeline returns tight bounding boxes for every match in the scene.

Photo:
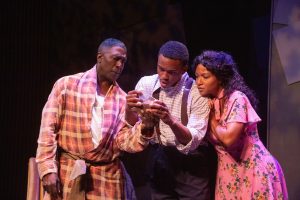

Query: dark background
[0,0,271,199]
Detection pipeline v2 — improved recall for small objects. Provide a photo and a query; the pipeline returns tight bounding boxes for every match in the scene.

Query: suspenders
[152,77,194,144]
[152,77,193,125]
[180,77,193,126]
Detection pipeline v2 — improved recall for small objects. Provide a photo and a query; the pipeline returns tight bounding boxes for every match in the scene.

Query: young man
[36,38,146,200]
[124,41,217,199]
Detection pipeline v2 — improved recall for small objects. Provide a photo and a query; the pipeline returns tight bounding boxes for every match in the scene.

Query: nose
[160,71,169,80]
[116,60,125,69]
[196,76,203,86]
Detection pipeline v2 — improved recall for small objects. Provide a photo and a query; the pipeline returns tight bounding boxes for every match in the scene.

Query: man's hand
[150,100,192,145]
[150,100,175,126]
[126,90,144,111]
[125,90,143,125]
[42,173,62,199]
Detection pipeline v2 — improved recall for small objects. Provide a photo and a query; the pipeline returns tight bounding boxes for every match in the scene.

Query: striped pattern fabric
[134,73,210,154]
[36,66,140,199]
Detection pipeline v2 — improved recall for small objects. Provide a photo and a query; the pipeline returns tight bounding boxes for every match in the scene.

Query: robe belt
[60,151,115,200]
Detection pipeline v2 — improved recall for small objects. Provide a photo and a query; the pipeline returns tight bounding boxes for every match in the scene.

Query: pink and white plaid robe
[36,66,146,200]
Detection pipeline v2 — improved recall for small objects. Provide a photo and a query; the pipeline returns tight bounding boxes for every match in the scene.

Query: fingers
[56,180,63,197]
[127,90,143,96]
[47,181,62,199]
[148,103,168,112]
[127,100,143,109]
[152,100,166,107]
[126,91,143,109]
[42,173,62,199]
[151,109,167,118]
[127,90,143,102]
[126,92,141,102]
[43,182,59,198]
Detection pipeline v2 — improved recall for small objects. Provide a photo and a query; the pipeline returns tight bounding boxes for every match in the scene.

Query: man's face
[157,54,186,89]
[96,46,127,82]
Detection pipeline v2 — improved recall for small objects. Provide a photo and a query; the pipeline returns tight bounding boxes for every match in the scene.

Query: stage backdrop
[0,0,279,199]
[269,0,300,199]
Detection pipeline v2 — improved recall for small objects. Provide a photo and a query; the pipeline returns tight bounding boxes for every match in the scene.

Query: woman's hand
[208,108,221,144]
[208,105,245,148]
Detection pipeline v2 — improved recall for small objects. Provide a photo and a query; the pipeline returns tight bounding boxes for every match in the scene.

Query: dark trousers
[149,144,217,200]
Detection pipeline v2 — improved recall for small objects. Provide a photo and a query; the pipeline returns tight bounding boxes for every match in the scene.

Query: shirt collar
[154,72,189,93]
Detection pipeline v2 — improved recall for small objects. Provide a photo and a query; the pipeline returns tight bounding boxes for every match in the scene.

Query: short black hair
[158,41,189,67]
[97,38,127,52]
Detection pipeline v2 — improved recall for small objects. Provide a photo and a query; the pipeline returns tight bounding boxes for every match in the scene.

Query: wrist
[141,123,154,130]
[169,119,178,128]
[124,119,134,128]
[141,123,154,137]
[125,113,139,127]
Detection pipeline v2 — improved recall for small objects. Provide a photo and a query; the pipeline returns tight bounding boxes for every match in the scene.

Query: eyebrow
[158,65,177,72]
[196,71,211,77]
[113,54,127,62]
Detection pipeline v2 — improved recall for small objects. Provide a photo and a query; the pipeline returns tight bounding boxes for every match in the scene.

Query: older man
[36,38,146,200]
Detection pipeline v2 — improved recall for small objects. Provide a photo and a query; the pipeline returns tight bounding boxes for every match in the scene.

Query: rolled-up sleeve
[116,120,151,153]
[176,85,210,154]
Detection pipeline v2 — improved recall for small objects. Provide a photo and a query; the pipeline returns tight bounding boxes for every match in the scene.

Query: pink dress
[210,91,288,200]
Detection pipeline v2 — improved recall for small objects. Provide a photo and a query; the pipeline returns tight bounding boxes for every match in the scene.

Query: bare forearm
[141,123,155,138]
[214,125,229,146]
[169,121,192,145]
[125,109,139,126]
[214,122,244,148]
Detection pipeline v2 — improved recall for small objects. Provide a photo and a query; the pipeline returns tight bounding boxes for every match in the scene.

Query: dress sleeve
[224,91,261,124]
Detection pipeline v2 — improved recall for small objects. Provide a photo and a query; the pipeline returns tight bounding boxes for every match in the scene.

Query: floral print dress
[210,91,288,200]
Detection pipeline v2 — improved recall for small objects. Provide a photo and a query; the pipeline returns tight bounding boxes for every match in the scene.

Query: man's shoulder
[139,74,158,82]
[54,72,84,85]
[56,66,95,85]
[63,72,85,80]
[135,74,158,91]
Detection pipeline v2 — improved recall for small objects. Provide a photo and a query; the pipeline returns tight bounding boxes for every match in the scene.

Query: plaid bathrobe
[36,66,146,200]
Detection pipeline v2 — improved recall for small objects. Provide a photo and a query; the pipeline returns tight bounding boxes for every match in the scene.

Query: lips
[112,71,121,75]
[160,79,168,85]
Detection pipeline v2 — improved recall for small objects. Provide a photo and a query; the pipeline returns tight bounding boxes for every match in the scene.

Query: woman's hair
[192,50,258,110]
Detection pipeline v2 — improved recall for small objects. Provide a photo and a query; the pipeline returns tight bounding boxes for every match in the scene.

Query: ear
[182,65,188,72]
[97,52,103,63]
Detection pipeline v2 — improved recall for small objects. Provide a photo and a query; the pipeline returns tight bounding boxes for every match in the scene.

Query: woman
[193,50,288,200]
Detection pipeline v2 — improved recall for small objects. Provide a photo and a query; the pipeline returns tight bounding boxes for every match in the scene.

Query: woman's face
[195,64,222,98]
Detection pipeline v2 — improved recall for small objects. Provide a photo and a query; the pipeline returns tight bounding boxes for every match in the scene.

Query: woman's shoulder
[226,90,261,123]
[228,90,253,108]
[230,90,247,99]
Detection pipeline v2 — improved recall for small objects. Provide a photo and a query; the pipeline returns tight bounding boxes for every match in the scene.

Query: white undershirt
[91,93,105,148]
